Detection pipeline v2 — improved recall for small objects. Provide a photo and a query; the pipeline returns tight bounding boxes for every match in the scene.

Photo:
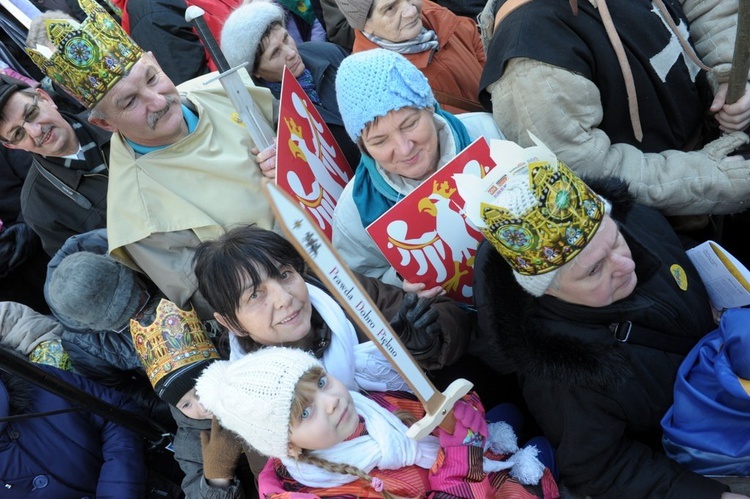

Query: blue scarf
[265,68,321,105]
[126,105,198,154]
[352,106,471,228]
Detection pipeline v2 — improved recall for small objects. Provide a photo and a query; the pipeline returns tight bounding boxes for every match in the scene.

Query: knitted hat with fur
[47,252,141,331]
[336,48,436,142]
[195,347,322,458]
[221,0,286,70]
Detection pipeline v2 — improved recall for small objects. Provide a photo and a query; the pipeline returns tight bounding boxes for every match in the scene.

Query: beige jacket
[480,0,750,216]
[0,301,62,355]
[107,72,276,317]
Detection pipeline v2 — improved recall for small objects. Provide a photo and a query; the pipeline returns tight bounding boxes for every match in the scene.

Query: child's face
[229,264,313,345]
[176,388,213,420]
[288,373,359,454]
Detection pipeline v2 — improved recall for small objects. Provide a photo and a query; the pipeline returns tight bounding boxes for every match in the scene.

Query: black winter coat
[20,113,110,256]
[473,178,728,498]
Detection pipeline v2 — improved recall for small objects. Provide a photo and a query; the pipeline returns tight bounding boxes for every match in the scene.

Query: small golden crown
[480,158,605,276]
[130,299,220,390]
[25,0,143,109]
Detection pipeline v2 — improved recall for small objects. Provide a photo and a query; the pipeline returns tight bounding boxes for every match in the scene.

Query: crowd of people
[1,0,750,497]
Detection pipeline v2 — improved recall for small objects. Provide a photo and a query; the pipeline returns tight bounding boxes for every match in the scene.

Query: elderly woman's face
[363,0,423,43]
[361,107,438,180]
[545,216,637,307]
[254,26,306,83]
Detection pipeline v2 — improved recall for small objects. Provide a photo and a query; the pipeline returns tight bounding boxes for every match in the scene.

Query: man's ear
[88,114,116,132]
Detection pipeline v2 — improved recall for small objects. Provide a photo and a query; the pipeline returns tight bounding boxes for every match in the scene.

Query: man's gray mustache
[147,96,178,130]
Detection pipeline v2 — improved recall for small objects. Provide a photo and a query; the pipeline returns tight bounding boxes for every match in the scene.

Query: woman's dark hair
[254,21,286,73]
[193,224,306,335]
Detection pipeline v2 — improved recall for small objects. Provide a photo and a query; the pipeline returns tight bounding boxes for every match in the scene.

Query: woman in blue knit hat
[332,48,504,297]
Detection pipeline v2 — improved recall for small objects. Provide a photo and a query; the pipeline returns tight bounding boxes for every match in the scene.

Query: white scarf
[282,391,441,487]
[229,284,410,392]
[310,285,411,392]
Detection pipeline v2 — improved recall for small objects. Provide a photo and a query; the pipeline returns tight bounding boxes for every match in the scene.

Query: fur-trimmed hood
[473,177,692,390]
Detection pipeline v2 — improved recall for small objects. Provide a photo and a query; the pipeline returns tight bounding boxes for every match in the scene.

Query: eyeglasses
[2,94,41,145]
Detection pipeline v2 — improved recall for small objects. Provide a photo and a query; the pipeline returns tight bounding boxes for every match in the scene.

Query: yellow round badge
[670,264,688,291]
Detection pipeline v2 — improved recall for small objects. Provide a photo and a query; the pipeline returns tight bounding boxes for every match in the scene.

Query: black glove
[390,292,443,360]
[0,223,37,278]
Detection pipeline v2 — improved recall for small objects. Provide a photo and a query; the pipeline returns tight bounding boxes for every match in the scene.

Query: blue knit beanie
[335,49,436,142]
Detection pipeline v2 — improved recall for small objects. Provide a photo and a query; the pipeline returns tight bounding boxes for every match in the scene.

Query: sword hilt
[185,5,230,73]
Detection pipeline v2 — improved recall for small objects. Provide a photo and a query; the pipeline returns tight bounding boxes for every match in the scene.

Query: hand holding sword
[711,0,750,132]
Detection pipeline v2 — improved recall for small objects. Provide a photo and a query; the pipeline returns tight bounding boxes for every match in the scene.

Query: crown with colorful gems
[130,299,220,390]
[456,133,605,276]
[25,0,143,109]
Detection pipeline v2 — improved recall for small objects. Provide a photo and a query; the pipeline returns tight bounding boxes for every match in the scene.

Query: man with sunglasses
[0,75,110,256]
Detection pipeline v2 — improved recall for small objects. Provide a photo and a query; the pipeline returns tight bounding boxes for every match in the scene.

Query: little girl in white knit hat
[195,347,559,497]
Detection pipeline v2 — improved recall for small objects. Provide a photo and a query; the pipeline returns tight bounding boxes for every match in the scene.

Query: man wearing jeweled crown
[464,135,734,498]
[25,0,279,320]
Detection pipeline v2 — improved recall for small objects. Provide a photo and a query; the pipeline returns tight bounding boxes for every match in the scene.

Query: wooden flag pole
[727,0,750,104]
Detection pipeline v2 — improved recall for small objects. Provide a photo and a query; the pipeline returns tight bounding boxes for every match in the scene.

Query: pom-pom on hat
[333,0,372,31]
[221,0,286,70]
[336,48,436,142]
[47,251,141,331]
[130,299,221,406]
[456,133,609,297]
[195,347,322,458]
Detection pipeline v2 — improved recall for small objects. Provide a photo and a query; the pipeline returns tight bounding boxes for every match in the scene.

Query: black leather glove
[0,223,37,278]
[390,292,443,360]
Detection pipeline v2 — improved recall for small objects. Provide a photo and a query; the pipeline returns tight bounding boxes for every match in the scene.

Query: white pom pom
[509,445,545,485]
[486,421,519,454]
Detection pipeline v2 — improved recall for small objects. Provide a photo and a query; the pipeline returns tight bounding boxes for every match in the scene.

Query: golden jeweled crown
[130,299,220,390]
[455,134,605,277]
[25,0,143,108]
[480,157,605,276]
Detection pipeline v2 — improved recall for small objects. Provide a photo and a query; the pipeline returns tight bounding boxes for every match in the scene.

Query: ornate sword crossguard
[185,5,275,149]
[263,180,472,439]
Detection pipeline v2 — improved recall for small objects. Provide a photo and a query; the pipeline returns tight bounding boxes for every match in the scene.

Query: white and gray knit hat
[221,0,286,69]
[195,347,322,458]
